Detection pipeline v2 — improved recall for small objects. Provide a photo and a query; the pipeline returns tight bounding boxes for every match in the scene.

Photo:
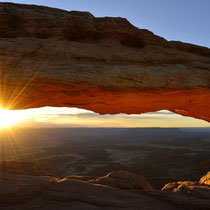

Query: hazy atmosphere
[5,108,210,128]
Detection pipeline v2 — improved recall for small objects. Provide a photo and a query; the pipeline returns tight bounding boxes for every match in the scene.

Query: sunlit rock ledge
[0,2,209,122]
[0,162,210,209]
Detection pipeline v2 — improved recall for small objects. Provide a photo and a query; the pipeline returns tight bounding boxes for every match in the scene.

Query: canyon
[0,2,210,209]
[0,127,210,209]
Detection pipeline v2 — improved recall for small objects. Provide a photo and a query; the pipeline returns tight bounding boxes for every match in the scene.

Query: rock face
[160,172,210,209]
[0,170,210,210]
[162,171,210,195]
[90,170,153,190]
[162,181,210,199]
[0,3,209,121]
[200,171,210,185]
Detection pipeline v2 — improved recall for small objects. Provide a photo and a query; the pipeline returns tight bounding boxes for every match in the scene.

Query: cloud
[33,112,171,120]
[147,110,175,115]
[14,107,209,128]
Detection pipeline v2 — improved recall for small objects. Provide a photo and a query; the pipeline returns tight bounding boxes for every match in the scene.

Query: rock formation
[200,171,210,185]
[90,170,153,190]
[0,168,209,210]
[160,171,210,209]
[0,3,209,122]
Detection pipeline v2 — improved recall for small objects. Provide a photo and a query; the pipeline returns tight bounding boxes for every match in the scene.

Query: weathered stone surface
[0,172,53,205]
[1,169,210,209]
[90,170,153,190]
[200,171,210,185]
[162,180,210,199]
[0,3,209,121]
[160,173,210,209]
[143,190,210,210]
[0,171,182,210]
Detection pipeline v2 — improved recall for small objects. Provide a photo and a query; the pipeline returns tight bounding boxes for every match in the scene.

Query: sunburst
[0,107,27,128]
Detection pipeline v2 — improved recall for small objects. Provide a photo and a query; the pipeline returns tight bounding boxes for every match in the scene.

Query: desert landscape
[1,127,210,189]
[0,1,209,209]
[0,128,210,209]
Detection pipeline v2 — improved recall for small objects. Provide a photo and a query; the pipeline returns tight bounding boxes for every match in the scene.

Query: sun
[0,107,26,128]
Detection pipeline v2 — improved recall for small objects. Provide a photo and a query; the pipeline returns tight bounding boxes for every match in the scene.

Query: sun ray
[0,107,28,128]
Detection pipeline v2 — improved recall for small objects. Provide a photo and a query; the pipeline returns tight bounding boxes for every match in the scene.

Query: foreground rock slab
[90,170,153,190]
[0,171,180,210]
[0,170,210,209]
[0,3,209,121]
[160,171,210,209]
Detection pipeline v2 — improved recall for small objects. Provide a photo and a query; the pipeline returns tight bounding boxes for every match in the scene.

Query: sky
[0,0,210,127]
[2,108,209,128]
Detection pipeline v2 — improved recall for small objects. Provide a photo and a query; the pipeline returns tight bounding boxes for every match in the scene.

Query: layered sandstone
[0,2,209,121]
[0,168,210,210]
[90,170,154,190]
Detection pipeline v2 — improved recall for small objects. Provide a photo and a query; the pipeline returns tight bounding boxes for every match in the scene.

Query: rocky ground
[0,165,209,210]
[0,128,210,209]
[1,128,210,190]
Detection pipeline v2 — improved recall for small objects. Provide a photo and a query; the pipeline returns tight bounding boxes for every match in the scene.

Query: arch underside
[0,3,209,122]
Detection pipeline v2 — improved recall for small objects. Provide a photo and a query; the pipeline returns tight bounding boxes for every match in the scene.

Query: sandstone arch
[0,3,209,122]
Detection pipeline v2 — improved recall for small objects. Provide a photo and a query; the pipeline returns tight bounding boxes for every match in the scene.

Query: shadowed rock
[162,181,210,199]
[0,171,181,210]
[0,3,209,122]
[160,172,210,209]
[0,161,44,176]
[1,170,210,209]
[90,170,153,190]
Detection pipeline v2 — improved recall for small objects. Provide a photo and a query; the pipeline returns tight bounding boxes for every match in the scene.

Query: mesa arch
[0,3,209,122]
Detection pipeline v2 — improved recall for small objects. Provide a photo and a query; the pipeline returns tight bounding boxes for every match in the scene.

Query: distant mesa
[0,2,209,122]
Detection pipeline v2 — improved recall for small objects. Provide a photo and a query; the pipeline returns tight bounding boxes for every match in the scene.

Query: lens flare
[0,107,26,128]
